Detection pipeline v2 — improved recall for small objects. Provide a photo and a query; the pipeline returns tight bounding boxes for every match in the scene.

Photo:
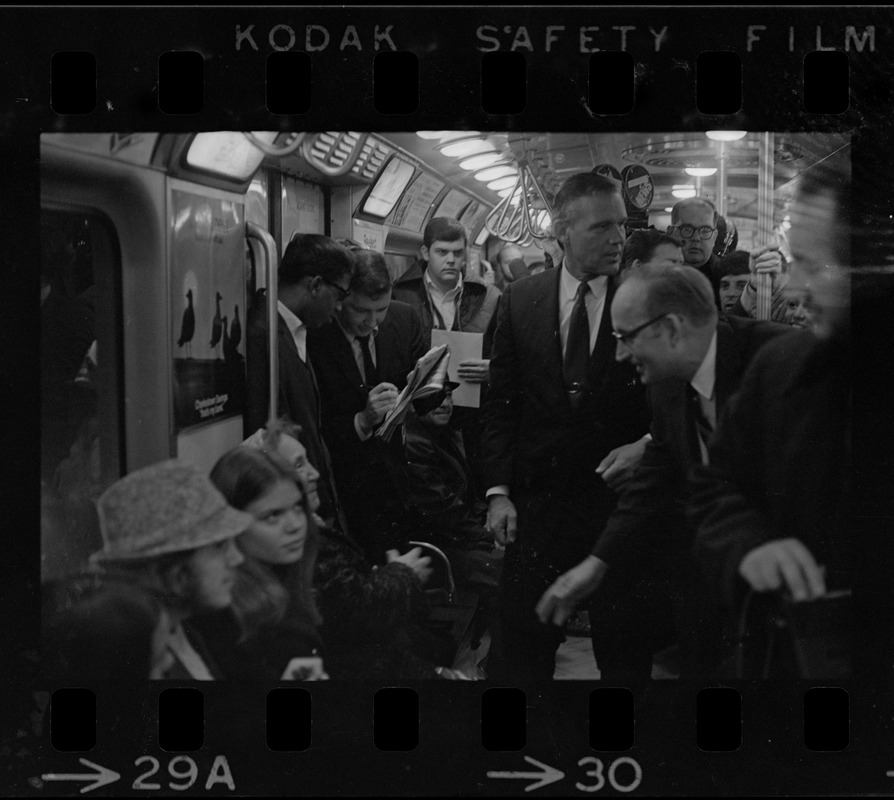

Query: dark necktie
[564,281,591,411]
[357,334,379,386]
[688,385,714,463]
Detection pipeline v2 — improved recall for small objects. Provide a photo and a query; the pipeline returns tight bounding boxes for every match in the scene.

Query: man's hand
[535,556,609,626]
[457,358,490,384]
[749,244,785,291]
[360,382,399,430]
[487,495,518,546]
[738,538,826,601]
[387,547,433,584]
[596,437,648,490]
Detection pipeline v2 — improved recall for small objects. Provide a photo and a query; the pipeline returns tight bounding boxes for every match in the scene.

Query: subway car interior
[40,129,850,679]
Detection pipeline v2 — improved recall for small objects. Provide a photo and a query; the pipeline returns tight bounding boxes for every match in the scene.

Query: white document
[430,329,483,408]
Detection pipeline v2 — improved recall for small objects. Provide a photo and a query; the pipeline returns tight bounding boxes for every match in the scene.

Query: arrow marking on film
[487,755,565,792]
[41,758,121,794]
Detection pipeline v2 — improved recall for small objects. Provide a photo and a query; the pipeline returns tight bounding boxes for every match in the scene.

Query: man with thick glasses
[536,265,795,681]
[669,197,724,309]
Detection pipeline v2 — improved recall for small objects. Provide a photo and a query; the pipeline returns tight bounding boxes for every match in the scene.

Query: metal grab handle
[245,222,280,427]
[485,170,525,242]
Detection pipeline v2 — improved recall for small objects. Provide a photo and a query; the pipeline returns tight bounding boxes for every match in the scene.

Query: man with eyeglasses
[246,233,353,525]
[669,197,725,309]
[535,264,795,681]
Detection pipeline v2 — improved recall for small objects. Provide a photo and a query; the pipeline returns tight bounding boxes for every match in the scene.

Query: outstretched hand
[535,556,609,627]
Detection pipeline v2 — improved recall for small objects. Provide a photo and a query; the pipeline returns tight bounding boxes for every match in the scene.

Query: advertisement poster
[171,190,247,431]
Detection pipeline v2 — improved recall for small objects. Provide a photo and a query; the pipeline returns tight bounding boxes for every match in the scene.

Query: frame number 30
[576,757,642,793]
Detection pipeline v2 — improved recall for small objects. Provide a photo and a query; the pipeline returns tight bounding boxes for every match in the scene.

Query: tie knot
[577,281,591,298]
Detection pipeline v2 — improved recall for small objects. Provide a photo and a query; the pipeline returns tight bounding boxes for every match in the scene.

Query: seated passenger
[403,383,502,593]
[42,573,173,682]
[89,460,251,679]
[203,446,327,681]
[618,229,683,285]
[243,420,475,680]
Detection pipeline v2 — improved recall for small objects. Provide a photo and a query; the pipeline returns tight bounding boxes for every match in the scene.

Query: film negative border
[4,4,894,797]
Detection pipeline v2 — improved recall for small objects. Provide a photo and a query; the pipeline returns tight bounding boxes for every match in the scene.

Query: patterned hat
[91,459,254,563]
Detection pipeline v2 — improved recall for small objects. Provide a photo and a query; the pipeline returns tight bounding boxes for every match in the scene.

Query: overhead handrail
[245,222,280,426]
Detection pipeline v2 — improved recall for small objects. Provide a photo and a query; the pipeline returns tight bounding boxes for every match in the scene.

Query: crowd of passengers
[43,163,852,682]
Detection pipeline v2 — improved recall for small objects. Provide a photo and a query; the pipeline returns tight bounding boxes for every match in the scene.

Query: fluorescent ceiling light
[416,131,449,139]
[705,130,747,141]
[439,138,492,158]
[474,166,517,182]
[672,187,697,199]
[487,176,519,191]
[685,167,718,177]
[460,153,505,171]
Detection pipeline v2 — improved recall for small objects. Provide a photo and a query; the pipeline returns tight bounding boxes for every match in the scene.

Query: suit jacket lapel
[713,320,743,413]
[589,278,617,378]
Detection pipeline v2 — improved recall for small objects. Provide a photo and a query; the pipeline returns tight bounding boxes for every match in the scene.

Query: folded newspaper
[375,343,450,442]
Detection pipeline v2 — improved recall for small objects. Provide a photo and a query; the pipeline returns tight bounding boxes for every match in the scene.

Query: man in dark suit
[246,234,353,525]
[481,172,651,683]
[688,164,854,677]
[536,265,797,680]
[307,249,428,559]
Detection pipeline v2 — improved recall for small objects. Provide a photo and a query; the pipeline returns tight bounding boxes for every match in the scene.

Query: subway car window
[41,209,121,583]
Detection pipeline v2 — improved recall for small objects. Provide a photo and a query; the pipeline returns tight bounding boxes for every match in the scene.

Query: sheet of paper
[430,329,483,408]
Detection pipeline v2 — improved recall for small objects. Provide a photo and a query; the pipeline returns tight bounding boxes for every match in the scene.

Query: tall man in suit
[307,249,428,559]
[482,172,651,683]
[246,234,353,525]
[536,265,796,679]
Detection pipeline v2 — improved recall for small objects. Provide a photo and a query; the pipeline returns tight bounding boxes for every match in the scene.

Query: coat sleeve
[314,532,426,642]
[591,434,687,574]
[688,354,778,608]
[479,284,521,490]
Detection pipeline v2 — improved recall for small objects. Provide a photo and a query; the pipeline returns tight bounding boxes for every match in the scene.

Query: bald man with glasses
[536,264,797,681]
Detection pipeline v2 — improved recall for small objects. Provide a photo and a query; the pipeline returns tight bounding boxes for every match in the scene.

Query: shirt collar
[424,268,463,299]
[277,300,305,335]
[690,329,718,400]
[560,258,608,300]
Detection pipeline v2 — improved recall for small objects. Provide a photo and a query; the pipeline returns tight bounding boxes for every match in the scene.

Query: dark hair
[210,446,321,631]
[621,229,682,271]
[553,173,620,225]
[718,250,751,277]
[423,217,467,249]
[350,249,393,299]
[42,573,164,682]
[671,197,719,226]
[279,234,353,288]
[629,264,718,328]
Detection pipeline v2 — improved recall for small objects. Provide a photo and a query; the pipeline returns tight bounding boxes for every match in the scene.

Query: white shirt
[689,330,718,464]
[277,300,307,363]
[424,269,463,331]
[558,260,608,357]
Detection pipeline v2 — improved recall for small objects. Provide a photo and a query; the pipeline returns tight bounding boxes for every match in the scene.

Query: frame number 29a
[576,756,642,793]
[133,756,234,792]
